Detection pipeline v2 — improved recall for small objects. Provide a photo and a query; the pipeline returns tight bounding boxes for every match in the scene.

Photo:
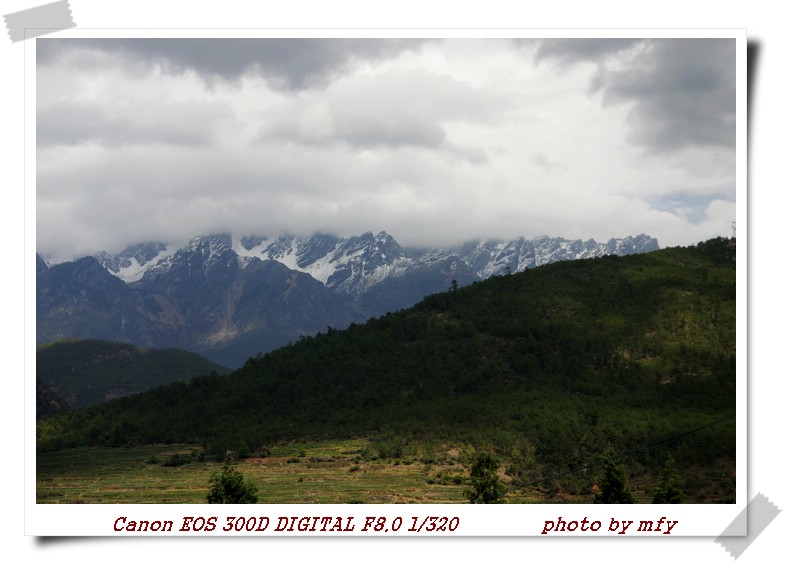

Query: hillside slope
[36,380,70,421]
[36,339,230,411]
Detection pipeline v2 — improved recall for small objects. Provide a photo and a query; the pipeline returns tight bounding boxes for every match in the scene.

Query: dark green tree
[651,453,685,504]
[465,452,506,504]
[595,455,636,504]
[207,451,259,504]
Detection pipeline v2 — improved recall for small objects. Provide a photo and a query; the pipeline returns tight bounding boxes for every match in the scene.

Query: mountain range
[37,231,658,367]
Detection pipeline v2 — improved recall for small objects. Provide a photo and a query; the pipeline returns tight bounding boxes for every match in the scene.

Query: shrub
[207,451,259,504]
[163,453,192,467]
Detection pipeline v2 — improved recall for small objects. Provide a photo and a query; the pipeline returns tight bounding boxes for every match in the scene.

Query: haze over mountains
[37,231,658,367]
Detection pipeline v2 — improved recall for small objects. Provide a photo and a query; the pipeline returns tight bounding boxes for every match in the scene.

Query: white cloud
[36,37,738,260]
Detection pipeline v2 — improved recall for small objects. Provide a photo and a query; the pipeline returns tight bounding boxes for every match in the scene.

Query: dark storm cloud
[536,38,736,153]
[592,39,736,152]
[37,38,430,91]
[533,38,645,66]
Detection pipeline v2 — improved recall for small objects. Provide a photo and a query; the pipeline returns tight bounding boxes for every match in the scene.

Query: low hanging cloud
[36,37,739,261]
[37,99,234,147]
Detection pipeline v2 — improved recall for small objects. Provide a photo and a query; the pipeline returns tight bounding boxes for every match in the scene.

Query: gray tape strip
[716,492,781,559]
[3,0,75,43]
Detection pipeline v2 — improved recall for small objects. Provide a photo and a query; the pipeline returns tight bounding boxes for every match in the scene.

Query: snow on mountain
[231,231,413,295]
[408,234,659,279]
[95,241,177,283]
[94,231,659,291]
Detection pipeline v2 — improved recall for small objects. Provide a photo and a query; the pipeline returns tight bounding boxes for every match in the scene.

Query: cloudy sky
[36,37,738,261]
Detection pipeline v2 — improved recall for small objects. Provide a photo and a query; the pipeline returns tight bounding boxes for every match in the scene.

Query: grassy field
[37,437,733,504]
[37,439,485,504]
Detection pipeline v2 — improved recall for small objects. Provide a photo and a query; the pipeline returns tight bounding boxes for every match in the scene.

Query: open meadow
[37,439,479,504]
[36,436,733,505]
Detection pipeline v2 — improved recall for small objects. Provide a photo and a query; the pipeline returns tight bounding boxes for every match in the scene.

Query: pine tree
[595,455,636,504]
[651,453,685,504]
[465,452,507,504]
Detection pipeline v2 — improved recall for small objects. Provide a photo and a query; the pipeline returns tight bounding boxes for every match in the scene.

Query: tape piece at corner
[715,492,781,560]
[4,1,75,43]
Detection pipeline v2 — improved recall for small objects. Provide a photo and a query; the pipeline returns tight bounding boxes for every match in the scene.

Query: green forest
[37,237,737,503]
[37,339,229,412]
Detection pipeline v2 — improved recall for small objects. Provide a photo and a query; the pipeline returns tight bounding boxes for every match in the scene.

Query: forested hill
[36,339,229,412]
[37,238,736,485]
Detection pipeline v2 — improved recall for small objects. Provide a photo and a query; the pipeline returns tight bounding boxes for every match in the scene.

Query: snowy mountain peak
[93,231,659,290]
[95,241,173,283]
[185,233,234,255]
